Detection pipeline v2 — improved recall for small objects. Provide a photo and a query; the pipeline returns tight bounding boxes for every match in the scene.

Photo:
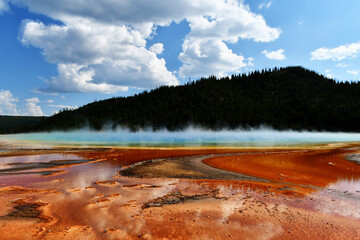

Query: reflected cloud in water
[312,178,360,218]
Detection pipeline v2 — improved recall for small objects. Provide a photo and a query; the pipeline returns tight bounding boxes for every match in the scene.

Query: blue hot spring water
[2,128,360,147]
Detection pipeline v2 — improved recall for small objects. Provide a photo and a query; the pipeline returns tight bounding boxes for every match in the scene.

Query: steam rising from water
[2,127,360,147]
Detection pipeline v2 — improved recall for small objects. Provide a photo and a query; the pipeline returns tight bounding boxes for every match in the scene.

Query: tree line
[16,66,360,133]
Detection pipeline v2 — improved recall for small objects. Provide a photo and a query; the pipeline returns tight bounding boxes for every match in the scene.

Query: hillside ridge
[13,66,360,133]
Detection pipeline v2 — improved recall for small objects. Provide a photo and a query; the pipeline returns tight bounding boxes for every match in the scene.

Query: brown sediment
[0,144,360,239]
[97,198,110,203]
[54,178,65,182]
[203,147,360,188]
[95,180,116,185]
[108,193,121,198]
[0,159,96,175]
[142,189,226,209]
[119,155,263,182]
[75,147,297,167]
[138,194,360,240]
[0,186,58,195]
[1,199,52,222]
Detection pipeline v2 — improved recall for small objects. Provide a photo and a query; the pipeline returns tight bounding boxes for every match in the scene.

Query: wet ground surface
[119,155,265,181]
[0,144,359,239]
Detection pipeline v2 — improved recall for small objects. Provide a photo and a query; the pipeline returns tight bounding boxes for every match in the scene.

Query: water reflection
[304,178,360,219]
[326,178,360,194]
[1,148,360,239]
[0,154,84,164]
[0,153,89,187]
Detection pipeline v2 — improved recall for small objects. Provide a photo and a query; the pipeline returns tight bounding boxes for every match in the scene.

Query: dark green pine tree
[12,66,360,133]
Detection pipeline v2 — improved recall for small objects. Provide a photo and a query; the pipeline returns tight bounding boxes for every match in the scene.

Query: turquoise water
[1,129,360,147]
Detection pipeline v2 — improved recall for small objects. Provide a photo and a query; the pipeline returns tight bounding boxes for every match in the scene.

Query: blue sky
[0,0,359,116]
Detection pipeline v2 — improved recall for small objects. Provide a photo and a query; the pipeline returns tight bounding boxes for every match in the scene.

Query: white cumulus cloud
[21,19,177,92]
[48,104,78,110]
[324,69,334,79]
[0,90,19,115]
[311,42,360,61]
[0,0,9,14]
[179,38,250,77]
[178,0,280,77]
[336,62,349,68]
[262,49,286,60]
[149,43,164,55]
[26,97,40,103]
[39,64,128,94]
[25,97,44,116]
[258,1,273,9]
[325,73,334,79]
[187,3,280,43]
[347,70,358,76]
[0,92,45,116]
[11,0,280,92]
[49,104,78,115]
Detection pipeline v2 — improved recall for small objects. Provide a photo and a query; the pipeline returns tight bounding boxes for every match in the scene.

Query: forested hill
[32,66,360,132]
[0,116,46,134]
